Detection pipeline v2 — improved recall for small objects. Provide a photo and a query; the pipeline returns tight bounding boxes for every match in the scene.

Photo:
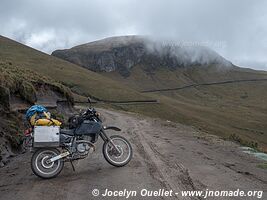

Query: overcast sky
[1,0,267,70]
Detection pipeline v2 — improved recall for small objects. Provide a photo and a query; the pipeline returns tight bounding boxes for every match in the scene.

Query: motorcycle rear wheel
[31,148,64,179]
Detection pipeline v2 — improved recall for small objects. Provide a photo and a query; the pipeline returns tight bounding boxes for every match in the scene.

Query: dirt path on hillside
[0,108,266,200]
[141,78,267,93]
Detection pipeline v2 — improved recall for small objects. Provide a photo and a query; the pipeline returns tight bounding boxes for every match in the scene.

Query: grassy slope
[102,65,267,151]
[0,62,74,104]
[101,64,267,90]
[0,36,151,102]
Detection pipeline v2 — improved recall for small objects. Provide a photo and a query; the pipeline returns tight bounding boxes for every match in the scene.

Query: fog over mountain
[0,0,267,70]
[52,35,232,77]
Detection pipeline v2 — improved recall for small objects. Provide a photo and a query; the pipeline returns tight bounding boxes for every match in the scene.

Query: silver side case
[33,126,60,147]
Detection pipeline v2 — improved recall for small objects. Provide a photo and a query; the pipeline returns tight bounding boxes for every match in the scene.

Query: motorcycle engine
[72,136,93,159]
[77,143,90,153]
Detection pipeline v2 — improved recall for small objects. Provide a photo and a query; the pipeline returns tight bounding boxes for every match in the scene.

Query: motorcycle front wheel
[103,135,133,167]
[31,148,64,179]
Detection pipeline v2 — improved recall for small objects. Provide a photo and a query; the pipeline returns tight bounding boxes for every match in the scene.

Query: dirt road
[0,108,266,200]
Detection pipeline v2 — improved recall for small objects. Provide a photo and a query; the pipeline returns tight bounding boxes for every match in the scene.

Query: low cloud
[0,0,266,70]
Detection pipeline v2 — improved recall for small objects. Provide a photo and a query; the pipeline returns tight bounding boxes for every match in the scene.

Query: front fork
[100,129,121,153]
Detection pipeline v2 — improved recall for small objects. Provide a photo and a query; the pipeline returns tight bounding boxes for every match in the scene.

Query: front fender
[103,126,121,131]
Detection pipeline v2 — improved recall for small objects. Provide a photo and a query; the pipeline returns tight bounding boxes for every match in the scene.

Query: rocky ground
[0,108,266,200]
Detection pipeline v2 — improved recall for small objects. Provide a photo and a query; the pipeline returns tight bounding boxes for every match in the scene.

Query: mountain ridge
[52,35,232,77]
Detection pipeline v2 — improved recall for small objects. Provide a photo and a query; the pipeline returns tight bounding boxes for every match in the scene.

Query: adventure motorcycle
[25,98,133,179]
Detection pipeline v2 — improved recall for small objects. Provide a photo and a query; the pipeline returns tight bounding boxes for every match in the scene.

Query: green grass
[257,163,267,169]
[103,65,267,152]
[0,62,73,104]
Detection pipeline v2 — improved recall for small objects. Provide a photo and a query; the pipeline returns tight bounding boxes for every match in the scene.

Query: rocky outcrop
[52,36,231,77]
[52,39,146,77]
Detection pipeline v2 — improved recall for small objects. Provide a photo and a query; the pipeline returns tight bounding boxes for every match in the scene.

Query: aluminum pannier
[33,126,60,147]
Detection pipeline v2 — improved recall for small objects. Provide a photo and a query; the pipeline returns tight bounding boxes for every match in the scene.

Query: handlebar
[81,107,101,122]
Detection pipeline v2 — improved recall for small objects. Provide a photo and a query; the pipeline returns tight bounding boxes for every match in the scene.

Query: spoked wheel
[103,135,133,167]
[31,148,64,179]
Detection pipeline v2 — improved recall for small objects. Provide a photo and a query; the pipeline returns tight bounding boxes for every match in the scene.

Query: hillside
[52,36,267,152]
[0,35,152,102]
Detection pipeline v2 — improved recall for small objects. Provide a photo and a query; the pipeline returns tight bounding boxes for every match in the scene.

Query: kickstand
[70,160,76,172]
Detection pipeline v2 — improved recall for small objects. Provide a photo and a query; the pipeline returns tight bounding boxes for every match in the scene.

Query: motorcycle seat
[60,129,75,136]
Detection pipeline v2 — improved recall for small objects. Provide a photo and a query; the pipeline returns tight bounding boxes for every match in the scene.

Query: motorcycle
[26,98,133,179]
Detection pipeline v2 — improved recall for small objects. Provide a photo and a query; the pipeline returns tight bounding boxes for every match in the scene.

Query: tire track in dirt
[102,109,201,200]
[130,120,200,200]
